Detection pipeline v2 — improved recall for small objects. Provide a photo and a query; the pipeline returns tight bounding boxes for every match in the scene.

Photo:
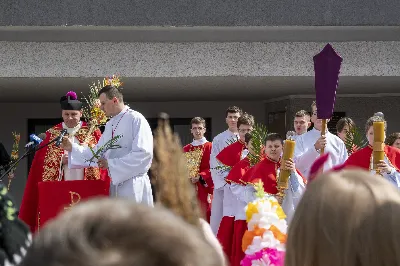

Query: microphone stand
[0,136,62,182]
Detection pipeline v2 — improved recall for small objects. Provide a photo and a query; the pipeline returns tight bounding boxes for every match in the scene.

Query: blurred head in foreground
[285,169,400,266]
[20,198,223,266]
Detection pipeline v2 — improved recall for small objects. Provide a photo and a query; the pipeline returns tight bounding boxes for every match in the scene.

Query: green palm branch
[248,123,268,166]
[85,135,123,163]
[344,126,368,156]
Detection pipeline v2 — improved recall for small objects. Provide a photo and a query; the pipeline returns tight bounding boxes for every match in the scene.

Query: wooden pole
[320,119,327,154]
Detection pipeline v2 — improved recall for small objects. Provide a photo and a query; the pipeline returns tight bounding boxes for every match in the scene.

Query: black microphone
[199,176,208,187]
[55,129,68,147]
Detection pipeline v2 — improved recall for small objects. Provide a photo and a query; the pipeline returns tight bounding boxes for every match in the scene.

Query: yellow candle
[373,121,385,169]
[278,139,296,189]
[373,122,385,142]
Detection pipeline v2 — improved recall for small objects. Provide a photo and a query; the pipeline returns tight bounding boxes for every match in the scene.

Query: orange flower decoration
[269,225,287,243]
[242,225,267,252]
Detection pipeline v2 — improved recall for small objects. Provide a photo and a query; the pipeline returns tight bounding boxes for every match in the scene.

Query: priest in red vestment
[344,113,400,187]
[19,91,110,233]
[183,117,213,222]
[215,114,254,259]
[241,133,305,222]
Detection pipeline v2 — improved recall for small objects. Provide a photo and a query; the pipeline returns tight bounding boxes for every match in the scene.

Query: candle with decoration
[313,44,343,154]
[276,132,296,203]
[372,112,385,173]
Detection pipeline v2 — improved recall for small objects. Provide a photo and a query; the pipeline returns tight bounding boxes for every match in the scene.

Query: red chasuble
[344,145,400,172]
[183,142,213,221]
[216,141,246,168]
[19,122,110,233]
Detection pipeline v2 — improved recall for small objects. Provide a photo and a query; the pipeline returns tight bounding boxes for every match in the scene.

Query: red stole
[242,157,280,194]
[216,141,246,167]
[345,145,400,172]
[19,122,110,233]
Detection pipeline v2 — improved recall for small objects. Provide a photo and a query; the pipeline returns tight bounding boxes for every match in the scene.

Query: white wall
[0,100,265,206]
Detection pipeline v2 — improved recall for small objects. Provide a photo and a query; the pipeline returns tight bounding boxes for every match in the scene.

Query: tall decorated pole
[313,44,343,154]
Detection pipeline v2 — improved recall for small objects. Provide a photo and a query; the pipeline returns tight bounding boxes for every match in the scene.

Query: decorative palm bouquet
[247,123,268,166]
[8,132,20,190]
[81,75,123,144]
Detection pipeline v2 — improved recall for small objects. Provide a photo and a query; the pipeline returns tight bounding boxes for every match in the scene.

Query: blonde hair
[285,169,400,266]
[151,113,202,227]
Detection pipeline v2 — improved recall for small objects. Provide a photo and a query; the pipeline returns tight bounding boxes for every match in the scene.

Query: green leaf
[85,135,123,163]
[248,123,268,166]
[344,126,368,156]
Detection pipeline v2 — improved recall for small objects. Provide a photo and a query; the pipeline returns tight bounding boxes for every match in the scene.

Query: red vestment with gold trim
[19,122,110,232]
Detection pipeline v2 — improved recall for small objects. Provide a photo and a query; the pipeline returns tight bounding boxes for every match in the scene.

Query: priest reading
[344,113,400,187]
[62,85,154,205]
[19,91,108,233]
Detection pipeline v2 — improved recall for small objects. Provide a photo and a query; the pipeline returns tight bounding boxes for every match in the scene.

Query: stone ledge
[1,41,400,77]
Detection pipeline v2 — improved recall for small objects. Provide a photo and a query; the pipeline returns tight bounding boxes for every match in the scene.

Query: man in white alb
[209,106,242,235]
[294,101,348,178]
[61,85,154,206]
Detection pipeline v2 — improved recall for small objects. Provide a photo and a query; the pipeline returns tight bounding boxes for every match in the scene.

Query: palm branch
[85,135,123,164]
[344,126,368,156]
[248,123,268,166]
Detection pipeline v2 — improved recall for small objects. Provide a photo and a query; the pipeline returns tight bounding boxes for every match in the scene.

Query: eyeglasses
[239,129,252,133]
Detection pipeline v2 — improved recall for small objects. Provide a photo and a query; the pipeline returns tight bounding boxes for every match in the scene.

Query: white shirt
[61,122,84,181]
[209,130,239,190]
[69,106,153,186]
[294,128,348,178]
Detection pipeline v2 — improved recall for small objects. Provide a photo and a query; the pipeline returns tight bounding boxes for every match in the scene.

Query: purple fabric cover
[313,43,343,119]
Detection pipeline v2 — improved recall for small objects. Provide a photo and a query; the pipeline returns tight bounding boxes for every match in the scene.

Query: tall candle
[373,121,385,169]
[278,139,296,189]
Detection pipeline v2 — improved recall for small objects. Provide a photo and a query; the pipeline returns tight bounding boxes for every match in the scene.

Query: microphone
[199,176,208,187]
[55,129,68,147]
[25,133,46,148]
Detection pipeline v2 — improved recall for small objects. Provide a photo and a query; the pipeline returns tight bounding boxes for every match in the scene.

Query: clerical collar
[62,121,82,136]
[192,137,207,146]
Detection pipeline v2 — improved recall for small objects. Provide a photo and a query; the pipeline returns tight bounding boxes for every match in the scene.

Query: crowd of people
[0,82,400,266]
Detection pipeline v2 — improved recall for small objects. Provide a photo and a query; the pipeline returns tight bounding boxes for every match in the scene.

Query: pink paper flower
[241,248,285,266]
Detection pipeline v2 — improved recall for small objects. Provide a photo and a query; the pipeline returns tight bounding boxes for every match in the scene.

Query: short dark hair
[237,113,255,129]
[336,117,356,133]
[98,85,124,102]
[265,133,284,145]
[225,106,243,117]
[245,132,252,144]
[386,132,400,146]
[190,117,206,128]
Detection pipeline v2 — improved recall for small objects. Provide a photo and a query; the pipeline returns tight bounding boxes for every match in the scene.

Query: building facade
[1,0,400,205]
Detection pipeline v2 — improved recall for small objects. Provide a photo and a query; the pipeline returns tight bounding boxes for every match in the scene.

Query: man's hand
[191,176,200,183]
[284,158,296,173]
[60,136,73,152]
[377,160,393,174]
[98,158,108,169]
[314,136,327,151]
[62,154,68,166]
